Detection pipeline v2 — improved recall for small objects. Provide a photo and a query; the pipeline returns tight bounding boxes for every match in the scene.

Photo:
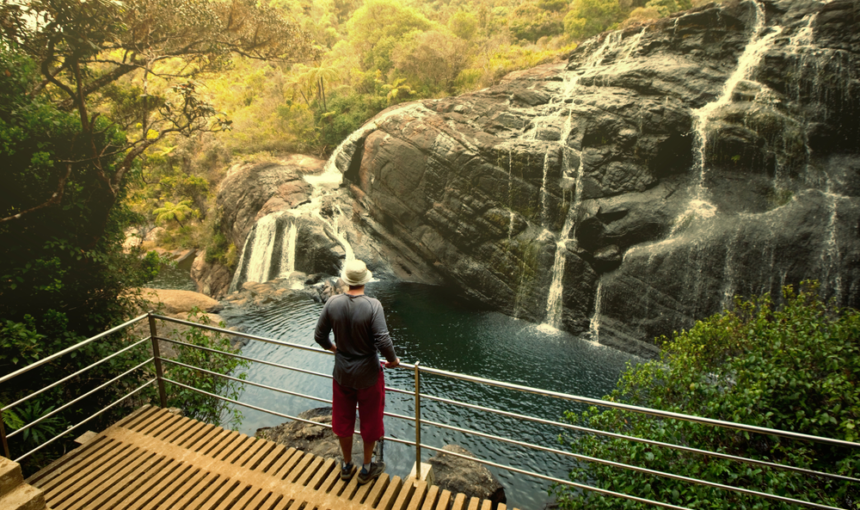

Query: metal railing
[0,311,857,510]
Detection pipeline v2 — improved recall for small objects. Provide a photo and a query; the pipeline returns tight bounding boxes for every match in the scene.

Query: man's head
[341,259,373,287]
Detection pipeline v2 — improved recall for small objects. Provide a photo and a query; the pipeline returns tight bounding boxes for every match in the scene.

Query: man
[314,259,400,484]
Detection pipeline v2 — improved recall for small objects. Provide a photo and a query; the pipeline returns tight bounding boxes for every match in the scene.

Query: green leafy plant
[554,281,860,509]
[13,400,65,448]
[164,310,248,429]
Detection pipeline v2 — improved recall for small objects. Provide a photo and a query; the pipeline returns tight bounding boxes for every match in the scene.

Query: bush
[555,281,860,509]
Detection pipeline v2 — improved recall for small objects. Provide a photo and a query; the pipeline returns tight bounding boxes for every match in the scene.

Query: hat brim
[340,267,372,286]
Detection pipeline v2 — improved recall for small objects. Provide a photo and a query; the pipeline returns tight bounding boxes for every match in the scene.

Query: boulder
[190,250,233,299]
[255,407,373,465]
[140,288,220,315]
[428,445,506,508]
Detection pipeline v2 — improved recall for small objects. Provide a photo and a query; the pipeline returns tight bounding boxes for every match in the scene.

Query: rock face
[428,445,506,507]
[327,0,860,355]
[190,250,233,299]
[218,155,325,250]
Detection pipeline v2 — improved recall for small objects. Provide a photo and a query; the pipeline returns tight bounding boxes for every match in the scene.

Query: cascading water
[534,30,645,332]
[230,212,287,292]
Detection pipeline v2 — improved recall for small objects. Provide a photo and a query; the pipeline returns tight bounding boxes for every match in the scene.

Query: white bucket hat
[340,259,373,286]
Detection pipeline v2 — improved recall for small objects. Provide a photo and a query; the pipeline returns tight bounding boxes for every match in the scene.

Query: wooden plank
[206,430,243,459]
[434,490,452,510]
[188,423,229,453]
[96,456,174,509]
[118,405,158,431]
[231,437,268,466]
[254,444,288,473]
[193,478,243,510]
[405,481,428,510]
[153,467,211,509]
[285,452,315,484]
[138,410,177,435]
[153,413,189,440]
[450,493,467,510]
[61,449,155,510]
[362,473,389,508]
[31,436,113,491]
[71,451,164,509]
[44,443,136,506]
[466,496,481,510]
[243,441,278,470]
[272,450,305,480]
[231,486,263,510]
[297,457,325,487]
[376,475,403,510]
[244,487,276,510]
[419,485,439,510]
[338,470,362,501]
[177,421,215,448]
[390,479,416,510]
[171,472,226,509]
[124,462,194,510]
[263,448,297,477]
[165,417,204,444]
[269,495,294,510]
[318,460,345,495]
[139,466,201,510]
[480,500,492,510]
[212,484,255,510]
[102,458,184,510]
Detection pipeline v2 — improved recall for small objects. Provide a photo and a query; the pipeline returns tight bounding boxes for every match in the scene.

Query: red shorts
[332,372,385,443]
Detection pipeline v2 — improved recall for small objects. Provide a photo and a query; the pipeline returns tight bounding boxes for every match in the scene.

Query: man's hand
[329,345,338,354]
[383,357,400,369]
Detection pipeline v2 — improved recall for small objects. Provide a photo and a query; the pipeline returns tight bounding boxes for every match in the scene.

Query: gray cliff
[323,0,860,355]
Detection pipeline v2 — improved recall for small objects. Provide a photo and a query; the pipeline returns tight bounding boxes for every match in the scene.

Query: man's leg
[356,371,386,484]
[332,379,359,480]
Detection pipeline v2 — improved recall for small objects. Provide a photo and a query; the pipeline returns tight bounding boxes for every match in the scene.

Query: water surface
[227,281,640,510]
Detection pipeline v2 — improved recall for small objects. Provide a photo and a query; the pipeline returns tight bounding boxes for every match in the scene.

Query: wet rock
[256,407,372,465]
[428,445,506,508]
[190,250,232,299]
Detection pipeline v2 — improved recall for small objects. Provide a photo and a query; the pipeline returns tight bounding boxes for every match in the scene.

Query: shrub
[555,281,860,509]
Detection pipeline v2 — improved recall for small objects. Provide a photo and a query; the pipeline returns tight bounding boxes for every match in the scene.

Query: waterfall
[535,30,643,333]
[508,149,515,243]
[279,216,298,278]
[588,280,604,341]
[687,1,782,204]
[229,212,284,292]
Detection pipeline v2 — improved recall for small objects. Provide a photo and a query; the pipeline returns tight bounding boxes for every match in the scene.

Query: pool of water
[147,255,197,291]
[225,281,640,510]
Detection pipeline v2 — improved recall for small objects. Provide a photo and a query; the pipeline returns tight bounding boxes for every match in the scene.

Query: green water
[224,281,640,509]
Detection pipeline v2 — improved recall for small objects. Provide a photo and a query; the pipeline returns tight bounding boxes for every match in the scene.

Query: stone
[255,407,373,465]
[190,250,233,299]
[140,288,220,315]
[428,445,506,507]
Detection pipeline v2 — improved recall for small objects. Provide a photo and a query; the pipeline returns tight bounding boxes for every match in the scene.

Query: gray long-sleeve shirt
[314,293,397,389]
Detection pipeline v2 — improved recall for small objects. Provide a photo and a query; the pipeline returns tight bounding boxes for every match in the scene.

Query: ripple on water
[227,281,640,510]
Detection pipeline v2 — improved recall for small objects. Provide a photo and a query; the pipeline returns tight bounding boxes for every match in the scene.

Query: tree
[564,0,624,41]
[448,11,479,40]
[0,0,316,245]
[344,0,434,73]
[153,200,196,229]
[554,282,860,509]
[392,30,468,92]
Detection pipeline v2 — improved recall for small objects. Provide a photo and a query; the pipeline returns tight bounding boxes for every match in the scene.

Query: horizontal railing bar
[156,336,334,380]
[161,377,414,446]
[15,378,156,463]
[419,366,860,449]
[3,337,152,413]
[160,357,417,423]
[0,314,149,386]
[156,335,412,397]
[8,358,154,439]
[422,419,841,510]
[420,393,860,483]
[418,443,690,510]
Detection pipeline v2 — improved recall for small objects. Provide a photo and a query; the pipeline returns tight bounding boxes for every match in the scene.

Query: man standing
[314,259,400,484]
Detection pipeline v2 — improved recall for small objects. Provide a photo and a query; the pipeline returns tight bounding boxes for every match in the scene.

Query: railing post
[0,408,10,458]
[414,361,421,480]
[148,312,168,408]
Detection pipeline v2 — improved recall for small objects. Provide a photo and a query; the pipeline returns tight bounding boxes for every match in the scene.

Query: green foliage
[164,311,248,429]
[448,10,479,40]
[538,0,571,12]
[0,319,46,368]
[13,399,65,448]
[345,0,435,73]
[645,0,692,17]
[555,282,860,509]
[152,200,197,228]
[316,92,388,150]
[509,3,565,42]
[565,0,624,40]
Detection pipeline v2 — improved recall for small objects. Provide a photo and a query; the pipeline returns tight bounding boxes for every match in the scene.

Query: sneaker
[340,462,355,481]
[357,462,385,485]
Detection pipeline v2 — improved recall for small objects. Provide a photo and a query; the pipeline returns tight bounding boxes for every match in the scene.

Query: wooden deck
[26,406,515,510]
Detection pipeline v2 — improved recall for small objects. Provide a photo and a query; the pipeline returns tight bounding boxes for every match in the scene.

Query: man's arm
[313,302,336,352]
[372,302,399,368]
